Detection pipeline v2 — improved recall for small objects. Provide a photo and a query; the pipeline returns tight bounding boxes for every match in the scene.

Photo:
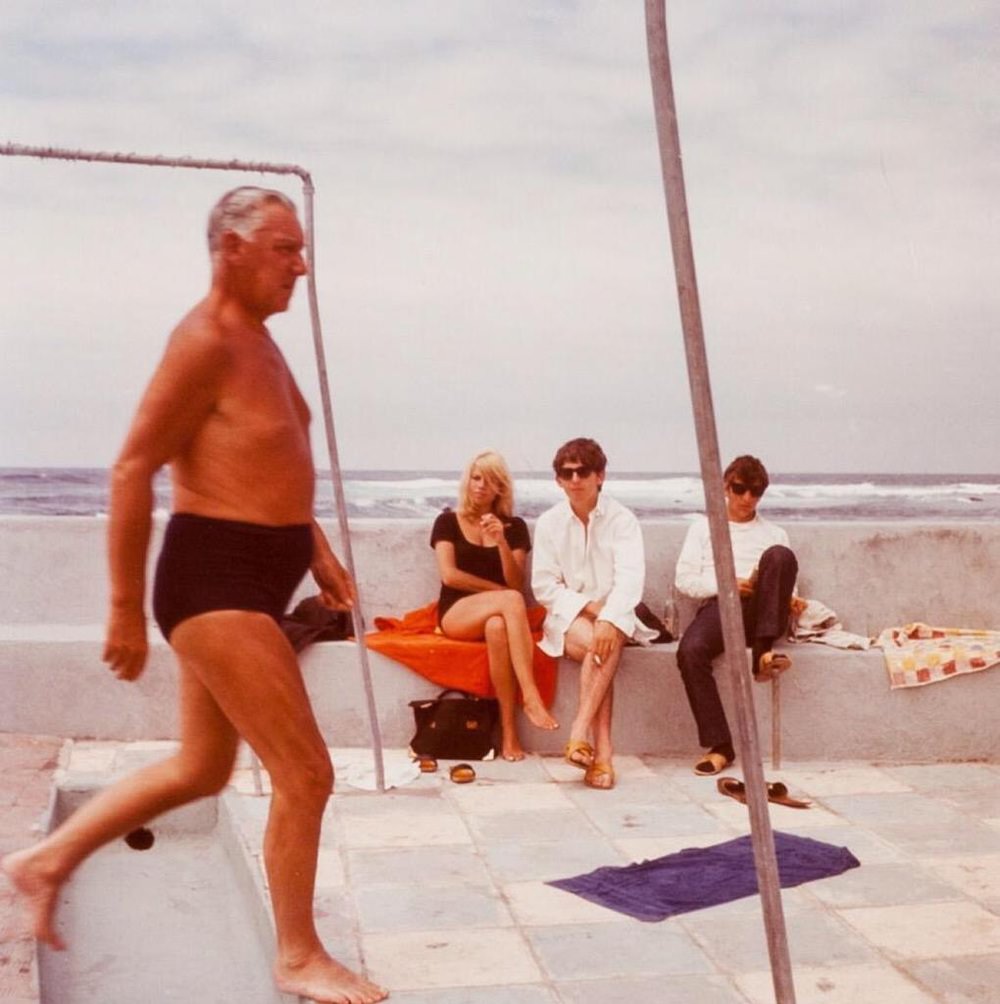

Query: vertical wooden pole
[643,4,796,1001]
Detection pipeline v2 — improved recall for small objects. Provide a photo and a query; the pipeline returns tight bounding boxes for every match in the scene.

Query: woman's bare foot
[523,699,559,731]
[1,848,67,950]
[502,740,526,762]
[274,950,387,1003]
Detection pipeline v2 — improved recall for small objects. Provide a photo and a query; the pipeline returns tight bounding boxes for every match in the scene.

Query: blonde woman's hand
[480,513,505,548]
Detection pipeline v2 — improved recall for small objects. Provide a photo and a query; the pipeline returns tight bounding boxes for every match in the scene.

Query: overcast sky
[2,1,997,474]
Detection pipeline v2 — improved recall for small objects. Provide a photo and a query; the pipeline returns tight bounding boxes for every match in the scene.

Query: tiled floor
[5,737,1000,1002]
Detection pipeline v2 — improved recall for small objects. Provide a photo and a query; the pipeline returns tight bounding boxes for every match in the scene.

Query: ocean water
[2,467,1000,522]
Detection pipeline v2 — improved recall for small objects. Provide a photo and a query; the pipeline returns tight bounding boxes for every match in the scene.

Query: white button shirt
[531,495,657,656]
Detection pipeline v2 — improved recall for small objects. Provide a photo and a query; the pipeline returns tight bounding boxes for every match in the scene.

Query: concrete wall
[4,515,1000,633]
[3,516,1000,760]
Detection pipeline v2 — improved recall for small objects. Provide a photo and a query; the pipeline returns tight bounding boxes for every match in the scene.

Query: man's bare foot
[524,699,559,731]
[1,848,67,950]
[274,950,387,1003]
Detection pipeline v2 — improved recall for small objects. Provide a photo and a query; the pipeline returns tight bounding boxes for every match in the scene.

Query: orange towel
[365,601,558,705]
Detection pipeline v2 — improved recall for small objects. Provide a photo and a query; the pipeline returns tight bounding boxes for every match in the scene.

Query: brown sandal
[766,781,811,809]
[564,739,595,771]
[716,776,811,809]
[584,762,615,790]
[449,763,476,784]
[694,751,734,776]
[756,651,792,682]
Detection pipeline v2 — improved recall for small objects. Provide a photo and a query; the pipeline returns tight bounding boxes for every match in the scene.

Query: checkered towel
[876,623,1000,689]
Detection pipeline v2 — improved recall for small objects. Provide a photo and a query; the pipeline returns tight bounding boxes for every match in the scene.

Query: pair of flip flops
[416,758,476,784]
[565,741,615,789]
[716,775,811,809]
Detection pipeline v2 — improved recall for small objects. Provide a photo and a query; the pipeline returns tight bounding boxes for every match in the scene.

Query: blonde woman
[431,450,559,760]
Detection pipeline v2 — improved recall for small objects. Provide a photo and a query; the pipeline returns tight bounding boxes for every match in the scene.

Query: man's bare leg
[2,661,241,951]
[564,618,623,743]
[592,682,615,767]
[483,615,525,760]
[170,610,387,1004]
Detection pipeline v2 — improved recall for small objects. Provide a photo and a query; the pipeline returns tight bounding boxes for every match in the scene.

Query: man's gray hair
[207,187,297,251]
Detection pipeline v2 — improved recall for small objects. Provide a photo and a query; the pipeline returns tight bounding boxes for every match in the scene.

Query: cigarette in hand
[593,654,603,666]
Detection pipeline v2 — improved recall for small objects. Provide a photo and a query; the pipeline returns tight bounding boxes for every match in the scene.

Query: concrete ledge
[4,517,1000,763]
[5,628,999,761]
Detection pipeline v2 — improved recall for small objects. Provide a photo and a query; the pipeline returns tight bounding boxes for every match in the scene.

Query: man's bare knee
[171,753,235,799]
[484,614,507,643]
[270,748,334,805]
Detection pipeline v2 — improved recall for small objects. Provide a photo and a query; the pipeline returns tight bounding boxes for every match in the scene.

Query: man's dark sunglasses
[729,481,764,498]
[557,464,594,481]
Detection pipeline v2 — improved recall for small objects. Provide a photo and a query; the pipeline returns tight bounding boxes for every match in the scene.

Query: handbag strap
[435,688,478,701]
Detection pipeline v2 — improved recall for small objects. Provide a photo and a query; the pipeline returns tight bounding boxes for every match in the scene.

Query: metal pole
[642,6,797,1002]
[301,178,386,792]
[772,677,782,770]
[0,142,386,792]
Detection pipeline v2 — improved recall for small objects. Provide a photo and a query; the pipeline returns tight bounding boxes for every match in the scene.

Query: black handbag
[408,689,499,761]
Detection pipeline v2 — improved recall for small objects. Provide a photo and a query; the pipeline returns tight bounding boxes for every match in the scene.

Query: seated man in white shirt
[675,455,797,776]
[532,438,657,790]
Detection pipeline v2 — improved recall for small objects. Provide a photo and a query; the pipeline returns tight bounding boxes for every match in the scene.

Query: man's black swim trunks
[153,513,313,641]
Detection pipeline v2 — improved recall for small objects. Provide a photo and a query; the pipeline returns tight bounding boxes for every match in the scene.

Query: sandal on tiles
[449,763,476,784]
[766,781,811,809]
[584,762,616,790]
[694,750,734,776]
[564,739,595,771]
[716,776,747,804]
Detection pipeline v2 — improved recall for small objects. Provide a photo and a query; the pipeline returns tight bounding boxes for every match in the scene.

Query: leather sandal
[693,750,734,776]
[756,651,791,682]
[449,763,476,784]
[716,776,811,809]
[716,776,747,803]
[766,782,811,809]
[584,762,615,790]
[564,739,595,771]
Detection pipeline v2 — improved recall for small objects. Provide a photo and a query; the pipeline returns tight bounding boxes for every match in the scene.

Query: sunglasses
[557,465,595,481]
[729,481,764,498]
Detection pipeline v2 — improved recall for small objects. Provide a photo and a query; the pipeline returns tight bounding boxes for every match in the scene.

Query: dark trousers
[676,545,798,751]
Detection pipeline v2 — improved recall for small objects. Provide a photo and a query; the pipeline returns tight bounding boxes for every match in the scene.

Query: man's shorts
[152,512,313,642]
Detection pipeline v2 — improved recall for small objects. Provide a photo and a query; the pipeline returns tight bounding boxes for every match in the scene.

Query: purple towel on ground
[548,831,860,922]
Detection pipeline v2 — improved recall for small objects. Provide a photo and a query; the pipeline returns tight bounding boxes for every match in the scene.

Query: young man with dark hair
[531,438,657,789]
[674,455,798,776]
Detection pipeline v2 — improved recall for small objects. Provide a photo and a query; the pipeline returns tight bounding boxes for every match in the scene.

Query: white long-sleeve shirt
[531,495,658,656]
[674,514,791,600]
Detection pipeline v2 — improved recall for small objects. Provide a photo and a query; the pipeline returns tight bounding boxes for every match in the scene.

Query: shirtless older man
[1,188,387,1003]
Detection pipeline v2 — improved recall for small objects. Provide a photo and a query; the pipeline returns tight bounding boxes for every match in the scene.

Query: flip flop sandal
[766,782,811,809]
[716,776,747,803]
[756,651,792,682]
[694,751,734,776]
[449,763,476,784]
[584,762,616,790]
[564,739,595,771]
[417,757,438,773]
